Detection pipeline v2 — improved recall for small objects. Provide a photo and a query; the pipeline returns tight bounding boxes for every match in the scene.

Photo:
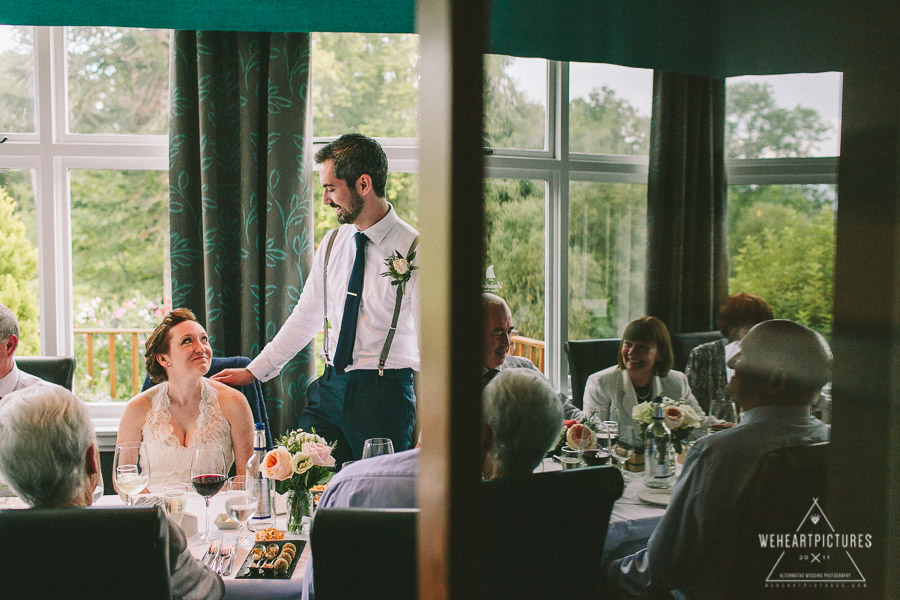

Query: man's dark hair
[315,133,388,198]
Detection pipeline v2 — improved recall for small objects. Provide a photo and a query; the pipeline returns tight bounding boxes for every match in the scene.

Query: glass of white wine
[225,476,258,548]
[163,482,188,526]
[113,442,150,506]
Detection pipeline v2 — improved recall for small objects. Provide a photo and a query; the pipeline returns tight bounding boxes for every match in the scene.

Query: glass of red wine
[191,445,228,542]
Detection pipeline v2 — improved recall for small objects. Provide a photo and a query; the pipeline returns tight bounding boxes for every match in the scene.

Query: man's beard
[336,188,365,224]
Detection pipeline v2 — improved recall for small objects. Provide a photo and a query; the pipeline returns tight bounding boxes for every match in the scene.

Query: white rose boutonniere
[381,249,418,295]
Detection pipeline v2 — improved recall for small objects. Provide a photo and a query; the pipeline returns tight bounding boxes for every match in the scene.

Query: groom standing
[214,134,420,467]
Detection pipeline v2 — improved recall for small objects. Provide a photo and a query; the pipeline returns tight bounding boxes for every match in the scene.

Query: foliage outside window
[0,184,40,355]
[483,55,547,151]
[0,26,35,133]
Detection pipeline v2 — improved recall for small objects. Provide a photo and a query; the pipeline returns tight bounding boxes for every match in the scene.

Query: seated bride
[117,308,254,490]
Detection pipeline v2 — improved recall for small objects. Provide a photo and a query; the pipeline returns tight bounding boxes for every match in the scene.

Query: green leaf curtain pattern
[168,31,314,435]
[645,71,728,334]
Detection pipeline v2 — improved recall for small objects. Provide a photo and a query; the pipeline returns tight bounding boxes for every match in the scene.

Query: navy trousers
[300,366,416,468]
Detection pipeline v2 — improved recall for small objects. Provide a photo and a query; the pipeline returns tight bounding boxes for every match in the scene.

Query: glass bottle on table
[246,422,274,530]
[644,396,673,489]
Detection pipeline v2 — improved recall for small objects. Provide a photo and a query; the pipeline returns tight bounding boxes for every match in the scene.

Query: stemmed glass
[611,439,635,482]
[113,442,149,506]
[191,445,228,542]
[225,476,258,548]
[361,438,394,459]
[92,473,104,505]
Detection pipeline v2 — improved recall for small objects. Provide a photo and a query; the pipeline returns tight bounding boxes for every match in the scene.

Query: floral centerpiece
[631,397,702,454]
[262,429,336,533]
[552,413,603,454]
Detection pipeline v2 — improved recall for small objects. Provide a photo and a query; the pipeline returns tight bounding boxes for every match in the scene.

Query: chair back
[142,355,271,448]
[16,356,76,390]
[565,338,621,409]
[670,331,722,373]
[479,466,623,599]
[311,508,418,600]
[729,442,830,599]
[0,506,170,599]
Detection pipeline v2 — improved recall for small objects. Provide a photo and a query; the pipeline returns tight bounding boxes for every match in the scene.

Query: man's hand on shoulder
[210,368,257,387]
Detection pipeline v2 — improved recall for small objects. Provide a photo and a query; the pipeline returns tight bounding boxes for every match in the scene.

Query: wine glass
[163,482,188,526]
[191,445,228,542]
[708,398,737,434]
[113,442,149,506]
[361,438,394,459]
[612,439,635,482]
[225,476,258,548]
[602,420,619,457]
[92,473,104,505]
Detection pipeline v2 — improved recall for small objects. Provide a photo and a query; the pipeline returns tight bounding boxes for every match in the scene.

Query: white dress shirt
[0,363,45,401]
[248,205,420,382]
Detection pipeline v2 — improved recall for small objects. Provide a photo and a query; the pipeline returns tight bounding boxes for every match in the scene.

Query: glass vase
[286,489,312,534]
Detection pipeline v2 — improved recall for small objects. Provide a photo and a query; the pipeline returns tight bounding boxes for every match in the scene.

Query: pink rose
[263,447,294,480]
[664,406,685,430]
[566,423,597,450]
[302,441,336,468]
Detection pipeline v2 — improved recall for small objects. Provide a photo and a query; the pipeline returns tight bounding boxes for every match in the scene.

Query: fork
[216,543,233,575]
[203,538,221,568]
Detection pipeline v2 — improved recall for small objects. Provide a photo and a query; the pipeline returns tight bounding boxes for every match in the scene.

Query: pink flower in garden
[301,441,336,467]
[113,308,125,319]
[98,319,105,327]
[153,309,162,316]
[125,299,136,309]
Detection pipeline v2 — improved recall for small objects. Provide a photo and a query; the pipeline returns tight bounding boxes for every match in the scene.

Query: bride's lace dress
[141,378,234,489]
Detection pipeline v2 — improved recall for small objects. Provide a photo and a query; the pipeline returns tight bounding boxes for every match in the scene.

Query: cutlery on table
[216,543,233,575]
[222,545,237,576]
[203,538,221,567]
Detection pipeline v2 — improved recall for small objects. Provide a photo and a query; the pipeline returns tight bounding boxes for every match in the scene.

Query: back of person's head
[0,386,94,507]
[718,292,774,339]
[314,133,388,198]
[482,369,563,476]
[618,316,674,376]
[144,307,198,383]
[0,303,19,340]
[735,319,832,404]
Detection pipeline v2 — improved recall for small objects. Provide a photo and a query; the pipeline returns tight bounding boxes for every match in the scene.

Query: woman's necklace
[634,382,653,401]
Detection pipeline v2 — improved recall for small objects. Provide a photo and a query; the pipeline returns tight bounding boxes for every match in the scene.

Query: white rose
[291,452,314,475]
[392,258,410,275]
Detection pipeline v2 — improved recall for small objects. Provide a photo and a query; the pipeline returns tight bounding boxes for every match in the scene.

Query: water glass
[113,442,149,506]
[560,446,583,470]
[709,398,738,432]
[163,482,188,526]
[361,438,394,459]
[225,476,258,548]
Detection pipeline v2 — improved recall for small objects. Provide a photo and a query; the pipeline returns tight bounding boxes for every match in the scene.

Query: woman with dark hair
[583,317,710,442]
[685,292,774,413]
[116,308,254,489]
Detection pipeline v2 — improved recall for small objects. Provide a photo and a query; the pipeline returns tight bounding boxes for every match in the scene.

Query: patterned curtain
[168,31,314,436]
[645,71,728,334]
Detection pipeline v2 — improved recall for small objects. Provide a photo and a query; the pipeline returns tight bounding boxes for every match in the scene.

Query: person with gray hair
[300,368,564,600]
[0,302,45,400]
[0,386,224,600]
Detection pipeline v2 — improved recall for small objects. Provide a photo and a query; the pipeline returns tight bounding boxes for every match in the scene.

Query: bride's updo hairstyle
[145,307,198,384]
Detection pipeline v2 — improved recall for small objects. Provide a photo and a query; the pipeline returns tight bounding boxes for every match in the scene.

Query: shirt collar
[0,363,20,398]
[738,404,812,426]
[355,203,399,247]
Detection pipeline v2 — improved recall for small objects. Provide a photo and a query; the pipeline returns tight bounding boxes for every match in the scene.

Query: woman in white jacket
[584,316,712,443]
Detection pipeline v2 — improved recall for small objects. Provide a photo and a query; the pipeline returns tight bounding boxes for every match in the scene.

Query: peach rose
[302,441,336,468]
[664,406,685,430]
[263,447,294,481]
[566,423,597,450]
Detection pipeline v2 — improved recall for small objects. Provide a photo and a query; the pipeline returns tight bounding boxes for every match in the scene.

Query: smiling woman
[114,308,254,491]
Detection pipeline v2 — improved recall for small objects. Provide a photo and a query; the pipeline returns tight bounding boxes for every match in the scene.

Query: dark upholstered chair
[480,465,624,599]
[16,356,76,390]
[142,355,272,448]
[311,508,418,600]
[0,506,170,599]
[565,338,621,409]
[670,330,722,373]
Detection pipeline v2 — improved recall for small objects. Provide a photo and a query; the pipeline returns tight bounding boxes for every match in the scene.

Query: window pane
[0,26,36,133]
[484,56,547,151]
[70,169,169,401]
[569,63,652,156]
[568,181,646,339]
[728,184,835,338]
[311,33,419,139]
[0,169,40,354]
[67,27,169,135]
[484,179,545,340]
[726,73,843,159]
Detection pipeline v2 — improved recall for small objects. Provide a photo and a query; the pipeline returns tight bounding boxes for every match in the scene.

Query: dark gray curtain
[645,71,728,333]
[168,30,314,436]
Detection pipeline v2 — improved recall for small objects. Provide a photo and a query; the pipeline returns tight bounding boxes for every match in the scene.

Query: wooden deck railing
[74,327,154,398]
[510,333,545,373]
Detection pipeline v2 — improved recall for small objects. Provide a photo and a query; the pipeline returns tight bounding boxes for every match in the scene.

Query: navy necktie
[333,232,368,374]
